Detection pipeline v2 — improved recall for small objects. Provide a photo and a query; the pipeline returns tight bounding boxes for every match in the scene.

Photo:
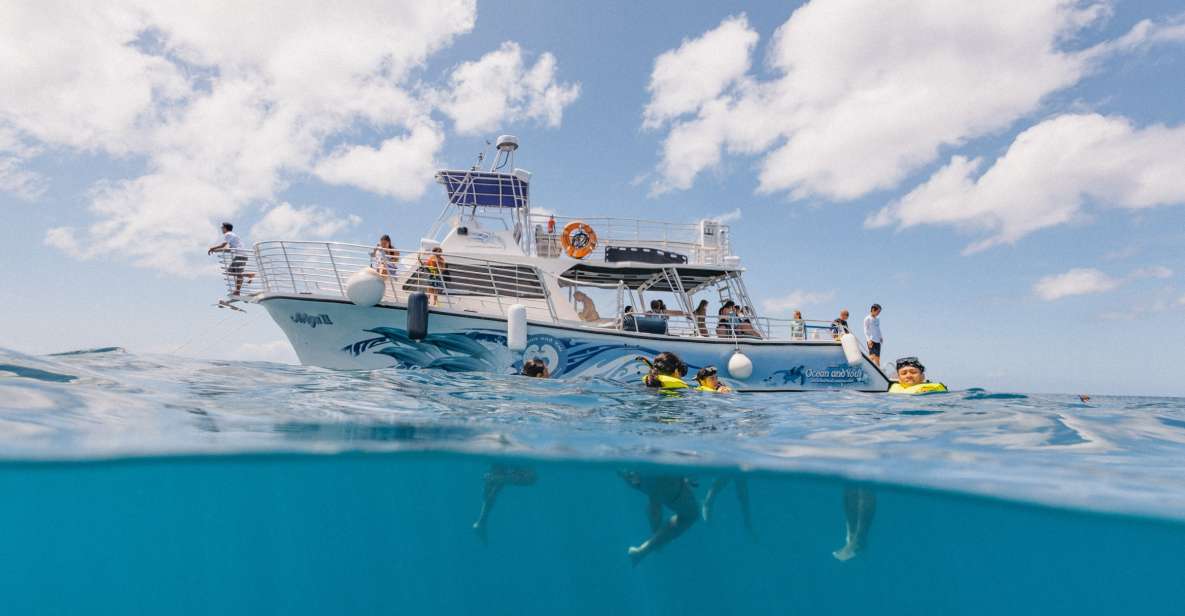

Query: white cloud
[1178,294,1185,307]
[0,155,43,200]
[642,14,758,129]
[438,41,581,135]
[1034,264,1176,302]
[762,289,835,314]
[0,127,44,200]
[1131,265,1173,279]
[314,125,444,200]
[1033,268,1121,301]
[643,2,1185,200]
[869,114,1185,252]
[1,2,574,272]
[250,203,361,241]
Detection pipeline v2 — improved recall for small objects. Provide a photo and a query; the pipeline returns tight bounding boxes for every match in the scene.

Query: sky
[2,0,1184,396]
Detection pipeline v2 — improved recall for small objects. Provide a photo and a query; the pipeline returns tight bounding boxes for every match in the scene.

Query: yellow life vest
[889,382,948,394]
[696,383,732,393]
[644,374,689,390]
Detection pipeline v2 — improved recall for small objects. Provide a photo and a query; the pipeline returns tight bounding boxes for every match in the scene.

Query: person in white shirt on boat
[207,222,254,296]
[863,303,883,366]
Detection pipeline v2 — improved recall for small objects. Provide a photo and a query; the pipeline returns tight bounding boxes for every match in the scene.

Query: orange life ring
[560,221,597,259]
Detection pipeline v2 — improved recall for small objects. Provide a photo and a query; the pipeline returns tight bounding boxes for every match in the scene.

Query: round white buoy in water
[727,351,753,380]
[507,304,527,351]
[345,268,385,306]
[840,333,863,366]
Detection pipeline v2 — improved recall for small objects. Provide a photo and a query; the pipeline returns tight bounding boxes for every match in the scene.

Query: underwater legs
[472,464,537,543]
[621,472,700,565]
[833,486,876,561]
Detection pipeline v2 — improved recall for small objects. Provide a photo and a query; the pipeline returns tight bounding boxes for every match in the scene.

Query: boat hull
[261,296,890,392]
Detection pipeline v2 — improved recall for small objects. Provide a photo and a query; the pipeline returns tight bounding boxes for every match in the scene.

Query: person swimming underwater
[888,357,948,394]
[639,352,689,390]
[694,366,733,393]
[619,470,699,565]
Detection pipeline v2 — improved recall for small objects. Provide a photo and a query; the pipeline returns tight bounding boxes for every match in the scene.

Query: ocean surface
[2,346,1184,615]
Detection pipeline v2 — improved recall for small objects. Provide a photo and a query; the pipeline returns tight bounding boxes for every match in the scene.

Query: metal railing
[221,240,839,344]
[620,312,841,342]
[216,249,261,297]
[532,216,731,265]
[248,241,556,320]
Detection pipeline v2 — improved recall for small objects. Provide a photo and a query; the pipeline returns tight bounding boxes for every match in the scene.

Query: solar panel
[436,170,529,208]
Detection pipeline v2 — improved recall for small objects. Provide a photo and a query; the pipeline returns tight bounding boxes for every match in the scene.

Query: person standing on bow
[864,303,883,366]
[207,222,254,296]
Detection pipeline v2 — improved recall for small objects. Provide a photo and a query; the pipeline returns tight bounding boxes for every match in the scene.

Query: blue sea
[2,346,1184,615]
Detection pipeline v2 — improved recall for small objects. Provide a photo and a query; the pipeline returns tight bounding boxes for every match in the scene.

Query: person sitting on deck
[371,234,400,277]
[888,357,948,394]
[621,306,637,331]
[692,299,710,337]
[831,309,851,339]
[715,301,738,338]
[647,299,686,319]
[641,352,689,390]
[736,306,762,339]
[572,290,600,322]
[694,366,732,393]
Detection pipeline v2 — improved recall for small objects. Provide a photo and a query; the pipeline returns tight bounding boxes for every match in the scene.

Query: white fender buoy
[507,304,527,352]
[345,267,385,306]
[727,351,753,380]
[840,333,863,366]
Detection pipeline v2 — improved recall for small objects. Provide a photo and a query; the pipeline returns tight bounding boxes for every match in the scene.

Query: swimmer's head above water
[695,366,732,392]
[894,357,926,387]
[521,358,549,378]
[649,352,687,377]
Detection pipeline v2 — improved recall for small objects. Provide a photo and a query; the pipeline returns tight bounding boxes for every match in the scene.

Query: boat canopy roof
[435,169,529,209]
[559,263,733,293]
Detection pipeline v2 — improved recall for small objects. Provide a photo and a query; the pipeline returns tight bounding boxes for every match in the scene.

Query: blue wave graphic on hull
[342,327,661,378]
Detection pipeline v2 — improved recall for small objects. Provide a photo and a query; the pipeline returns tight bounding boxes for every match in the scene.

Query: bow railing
[248,241,558,321]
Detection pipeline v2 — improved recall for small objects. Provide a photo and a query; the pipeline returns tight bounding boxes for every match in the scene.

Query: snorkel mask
[895,357,925,373]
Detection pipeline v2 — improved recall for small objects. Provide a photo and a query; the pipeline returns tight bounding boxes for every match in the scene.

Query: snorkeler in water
[471,362,548,542]
[833,486,876,561]
[638,352,689,390]
[619,470,699,565]
[888,357,947,394]
[472,464,538,543]
[694,366,733,393]
[702,475,754,537]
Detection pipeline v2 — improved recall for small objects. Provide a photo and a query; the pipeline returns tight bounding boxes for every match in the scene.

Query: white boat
[218,136,889,392]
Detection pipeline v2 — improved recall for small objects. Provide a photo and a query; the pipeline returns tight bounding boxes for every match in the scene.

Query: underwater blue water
[1,346,1184,615]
